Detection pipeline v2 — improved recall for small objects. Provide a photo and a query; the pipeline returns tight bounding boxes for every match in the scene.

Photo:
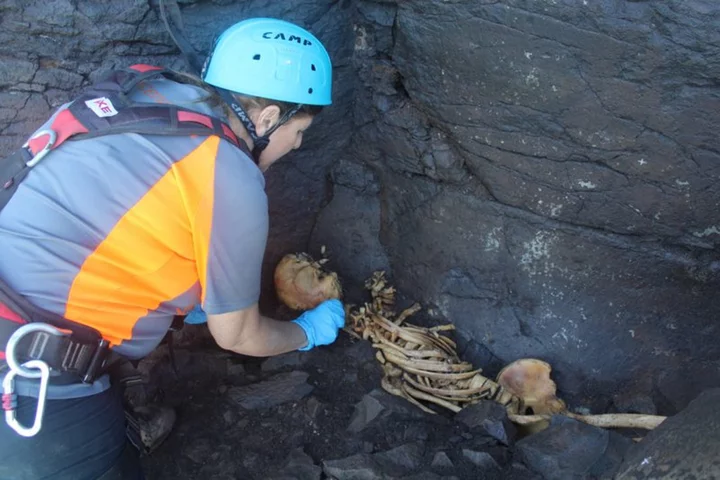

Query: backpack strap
[2,64,251,214]
[26,64,248,156]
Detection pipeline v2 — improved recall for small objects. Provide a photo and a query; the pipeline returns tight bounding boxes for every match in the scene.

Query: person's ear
[255,105,281,137]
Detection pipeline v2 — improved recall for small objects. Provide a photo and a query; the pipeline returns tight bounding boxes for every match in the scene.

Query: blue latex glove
[184,304,207,324]
[292,299,345,351]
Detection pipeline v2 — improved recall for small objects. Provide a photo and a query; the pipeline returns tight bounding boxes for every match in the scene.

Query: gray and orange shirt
[0,78,268,371]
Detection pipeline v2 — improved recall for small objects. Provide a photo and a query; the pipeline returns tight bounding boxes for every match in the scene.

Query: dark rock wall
[1,0,718,411]
[310,0,720,411]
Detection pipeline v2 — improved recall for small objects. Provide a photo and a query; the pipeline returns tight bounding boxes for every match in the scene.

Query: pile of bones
[273,252,665,433]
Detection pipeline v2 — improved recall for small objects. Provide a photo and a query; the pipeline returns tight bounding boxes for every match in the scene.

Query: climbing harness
[0,64,251,437]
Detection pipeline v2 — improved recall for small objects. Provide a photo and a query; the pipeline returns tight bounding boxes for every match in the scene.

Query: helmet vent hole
[311,64,316,71]
[308,88,314,94]
[253,54,261,60]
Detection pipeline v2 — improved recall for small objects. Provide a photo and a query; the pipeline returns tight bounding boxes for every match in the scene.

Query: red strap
[178,111,240,147]
[177,111,213,129]
[129,64,163,73]
[222,124,239,145]
[2,393,13,410]
[0,302,24,325]
[24,68,242,158]
[28,110,89,156]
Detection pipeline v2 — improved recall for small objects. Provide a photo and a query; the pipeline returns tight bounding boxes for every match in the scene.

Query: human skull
[274,253,342,310]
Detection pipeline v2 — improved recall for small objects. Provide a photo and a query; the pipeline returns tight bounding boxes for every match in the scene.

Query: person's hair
[170,71,323,121]
[234,94,323,118]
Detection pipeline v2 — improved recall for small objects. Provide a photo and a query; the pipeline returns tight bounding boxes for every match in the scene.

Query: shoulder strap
[26,64,249,157]
[2,64,252,213]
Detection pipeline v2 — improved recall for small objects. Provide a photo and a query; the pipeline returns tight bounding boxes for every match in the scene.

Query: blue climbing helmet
[202,18,333,106]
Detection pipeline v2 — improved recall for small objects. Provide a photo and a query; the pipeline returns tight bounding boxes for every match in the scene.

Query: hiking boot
[125,404,176,455]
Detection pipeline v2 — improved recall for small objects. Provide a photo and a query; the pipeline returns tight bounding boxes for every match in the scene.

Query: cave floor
[138,328,511,480]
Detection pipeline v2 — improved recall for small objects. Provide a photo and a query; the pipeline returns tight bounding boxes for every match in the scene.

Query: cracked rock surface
[615,388,720,479]
[1,0,719,414]
[310,0,720,412]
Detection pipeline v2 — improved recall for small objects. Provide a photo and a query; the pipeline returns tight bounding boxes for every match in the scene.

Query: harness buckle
[22,129,57,168]
[2,359,50,437]
[82,339,110,384]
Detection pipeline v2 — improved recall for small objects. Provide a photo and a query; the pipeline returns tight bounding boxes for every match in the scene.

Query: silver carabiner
[22,129,57,168]
[3,324,61,437]
[2,359,50,437]
[5,323,65,378]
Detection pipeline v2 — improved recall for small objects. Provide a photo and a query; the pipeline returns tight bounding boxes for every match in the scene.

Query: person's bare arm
[206,303,308,356]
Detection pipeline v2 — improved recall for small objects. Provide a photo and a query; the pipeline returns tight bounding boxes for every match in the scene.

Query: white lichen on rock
[693,226,720,238]
[520,231,557,276]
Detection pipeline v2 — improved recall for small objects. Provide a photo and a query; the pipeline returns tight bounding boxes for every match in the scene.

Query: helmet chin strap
[214,87,302,162]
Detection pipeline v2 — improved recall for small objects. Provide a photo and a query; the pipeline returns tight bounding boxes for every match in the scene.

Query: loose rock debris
[275,254,667,433]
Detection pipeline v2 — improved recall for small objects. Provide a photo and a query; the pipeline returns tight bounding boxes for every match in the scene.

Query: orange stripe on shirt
[65,136,220,345]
